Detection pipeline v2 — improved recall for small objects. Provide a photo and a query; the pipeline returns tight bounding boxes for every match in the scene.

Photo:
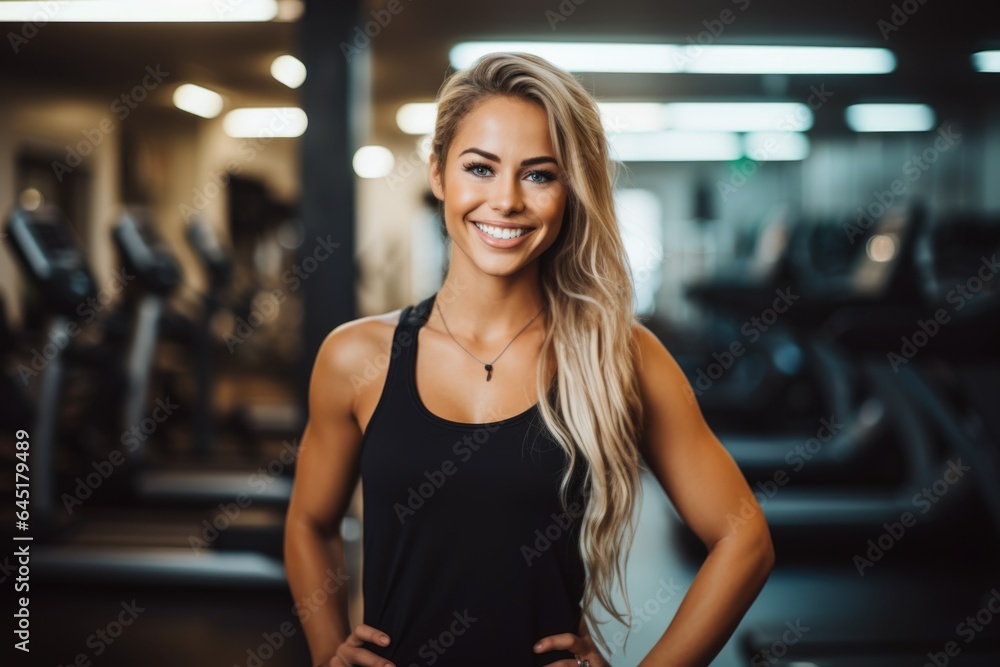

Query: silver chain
[435,300,544,381]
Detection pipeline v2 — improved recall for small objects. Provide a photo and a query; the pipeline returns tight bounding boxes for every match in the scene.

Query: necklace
[436,300,544,381]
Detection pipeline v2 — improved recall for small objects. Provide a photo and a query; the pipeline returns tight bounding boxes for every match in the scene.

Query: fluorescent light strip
[223,108,307,138]
[845,104,935,132]
[173,83,224,119]
[609,131,742,162]
[598,103,666,133]
[684,45,895,74]
[451,42,680,74]
[601,102,813,132]
[744,132,810,161]
[972,51,1000,73]
[0,0,279,22]
[663,103,812,132]
[450,42,895,74]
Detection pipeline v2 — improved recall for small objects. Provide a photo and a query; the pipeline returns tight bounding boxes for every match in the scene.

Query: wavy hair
[430,52,645,655]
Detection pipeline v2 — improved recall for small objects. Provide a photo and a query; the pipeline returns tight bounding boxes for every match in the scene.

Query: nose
[489,173,525,216]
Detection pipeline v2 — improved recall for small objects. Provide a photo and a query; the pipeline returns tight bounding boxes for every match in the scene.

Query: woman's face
[429,95,568,277]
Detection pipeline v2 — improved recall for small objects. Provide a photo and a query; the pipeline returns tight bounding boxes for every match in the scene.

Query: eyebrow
[458,147,558,167]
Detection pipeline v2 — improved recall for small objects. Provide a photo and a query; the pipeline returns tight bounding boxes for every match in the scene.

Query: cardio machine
[682,207,1000,665]
[3,204,310,665]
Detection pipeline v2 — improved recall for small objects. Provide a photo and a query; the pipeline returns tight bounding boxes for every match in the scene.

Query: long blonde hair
[431,52,644,655]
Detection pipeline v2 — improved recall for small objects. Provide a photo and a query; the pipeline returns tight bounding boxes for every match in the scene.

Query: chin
[471,258,527,278]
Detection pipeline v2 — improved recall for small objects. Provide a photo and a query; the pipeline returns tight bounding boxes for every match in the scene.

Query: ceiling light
[601,102,813,132]
[845,104,935,132]
[353,146,395,178]
[663,103,812,132]
[271,55,306,89]
[599,103,666,133]
[0,0,279,22]
[450,42,895,74]
[866,234,898,262]
[743,132,810,161]
[19,188,44,211]
[609,131,741,162]
[223,108,307,138]
[972,50,1000,73]
[274,0,303,22]
[173,83,224,119]
[397,103,438,135]
[683,45,895,74]
[452,42,678,74]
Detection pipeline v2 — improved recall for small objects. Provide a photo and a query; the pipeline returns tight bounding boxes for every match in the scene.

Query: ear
[428,154,445,202]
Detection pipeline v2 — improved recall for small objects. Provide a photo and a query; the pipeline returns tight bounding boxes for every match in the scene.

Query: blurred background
[1,0,999,665]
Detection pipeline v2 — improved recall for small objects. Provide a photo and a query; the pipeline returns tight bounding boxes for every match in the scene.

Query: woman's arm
[632,324,776,667]
[284,323,371,666]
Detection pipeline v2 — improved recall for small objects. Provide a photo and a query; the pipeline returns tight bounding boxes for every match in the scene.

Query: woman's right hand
[327,624,394,667]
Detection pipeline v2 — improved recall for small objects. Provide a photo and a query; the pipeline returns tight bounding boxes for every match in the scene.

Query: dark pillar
[298,0,362,412]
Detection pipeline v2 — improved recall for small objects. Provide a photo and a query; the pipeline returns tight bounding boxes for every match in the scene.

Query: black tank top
[357,292,588,666]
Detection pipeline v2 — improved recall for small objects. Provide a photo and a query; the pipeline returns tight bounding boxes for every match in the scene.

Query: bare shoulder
[310,308,405,402]
[630,319,696,408]
[630,320,680,373]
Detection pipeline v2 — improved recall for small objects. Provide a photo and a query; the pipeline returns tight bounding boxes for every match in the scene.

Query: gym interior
[1,1,999,665]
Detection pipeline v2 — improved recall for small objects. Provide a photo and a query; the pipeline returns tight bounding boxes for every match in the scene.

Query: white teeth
[474,222,526,240]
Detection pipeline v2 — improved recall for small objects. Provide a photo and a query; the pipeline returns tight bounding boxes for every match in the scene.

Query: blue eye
[462,161,558,184]
[527,170,557,183]
[463,161,493,177]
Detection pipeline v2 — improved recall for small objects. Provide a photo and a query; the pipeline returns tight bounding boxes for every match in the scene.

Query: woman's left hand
[533,617,611,666]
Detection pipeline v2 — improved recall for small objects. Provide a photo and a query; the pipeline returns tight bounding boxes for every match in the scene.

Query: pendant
[485,364,493,381]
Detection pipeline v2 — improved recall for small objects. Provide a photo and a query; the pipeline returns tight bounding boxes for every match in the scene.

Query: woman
[284,52,775,667]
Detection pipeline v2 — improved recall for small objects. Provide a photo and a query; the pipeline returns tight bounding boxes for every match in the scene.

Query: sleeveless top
[357,292,588,666]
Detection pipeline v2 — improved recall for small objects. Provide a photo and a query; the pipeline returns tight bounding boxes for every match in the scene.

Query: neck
[434,258,546,346]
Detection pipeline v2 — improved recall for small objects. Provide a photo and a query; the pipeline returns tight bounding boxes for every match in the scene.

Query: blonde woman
[284,52,775,667]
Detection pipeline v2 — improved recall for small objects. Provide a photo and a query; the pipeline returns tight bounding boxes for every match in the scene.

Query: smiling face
[429,95,568,278]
